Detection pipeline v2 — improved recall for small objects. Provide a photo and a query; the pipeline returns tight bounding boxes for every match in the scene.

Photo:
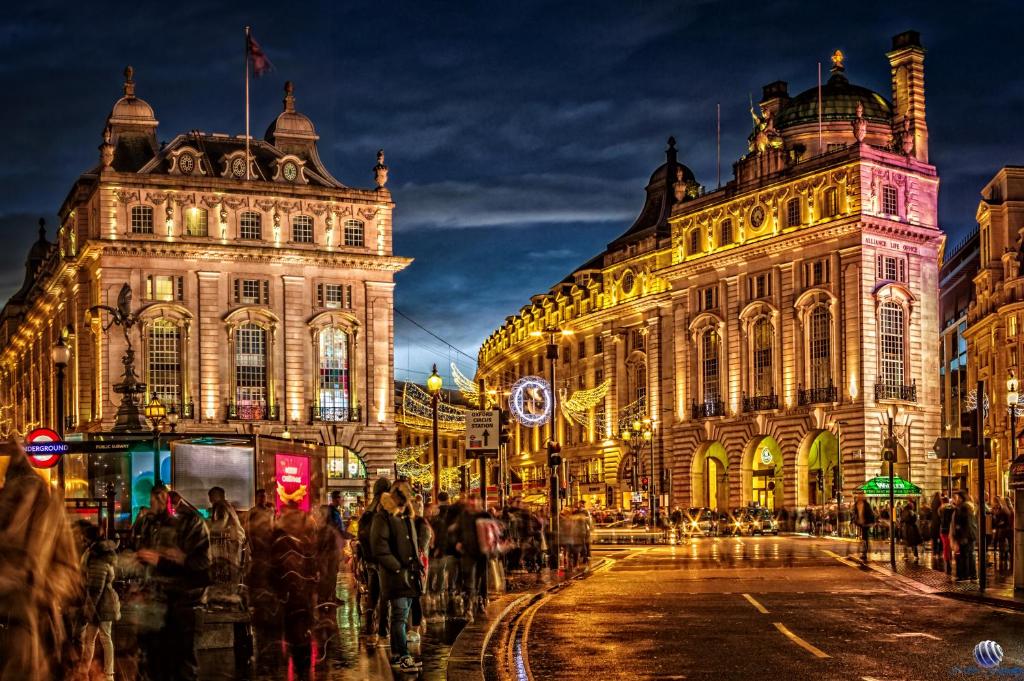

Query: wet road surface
[512,536,1024,681]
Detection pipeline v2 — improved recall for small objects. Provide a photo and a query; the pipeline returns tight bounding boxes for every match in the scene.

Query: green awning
[858,476,922,497]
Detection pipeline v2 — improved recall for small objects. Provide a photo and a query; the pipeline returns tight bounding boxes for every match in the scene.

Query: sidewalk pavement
[867,551,1024,611]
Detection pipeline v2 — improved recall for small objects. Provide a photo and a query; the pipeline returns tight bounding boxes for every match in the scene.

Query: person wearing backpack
[81,539,120,681]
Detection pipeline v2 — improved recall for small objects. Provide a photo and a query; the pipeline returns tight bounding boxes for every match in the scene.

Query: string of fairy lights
[394,440,480,496]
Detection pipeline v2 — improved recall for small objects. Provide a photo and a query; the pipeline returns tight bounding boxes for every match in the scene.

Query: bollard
[1015,488,1024,592]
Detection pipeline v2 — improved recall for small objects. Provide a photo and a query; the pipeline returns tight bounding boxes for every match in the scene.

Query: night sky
[2,1,1022,385]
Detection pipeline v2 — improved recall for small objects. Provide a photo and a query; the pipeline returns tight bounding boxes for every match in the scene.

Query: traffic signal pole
[888,414,896,570]
[479,378,488,510]
[977,379,987,592]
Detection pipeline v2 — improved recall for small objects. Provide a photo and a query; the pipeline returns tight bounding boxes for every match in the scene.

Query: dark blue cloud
[1,0,1022,383]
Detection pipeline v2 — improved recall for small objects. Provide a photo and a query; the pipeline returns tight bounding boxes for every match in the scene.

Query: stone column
[196,272,221,421]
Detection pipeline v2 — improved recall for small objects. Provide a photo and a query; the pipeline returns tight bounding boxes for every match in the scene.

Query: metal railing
[226,401,280,421]
[742,393,779,412]
[308,405,362,423]
[797,385,838,406]
[691,400,726,419]
[874,380,917,402]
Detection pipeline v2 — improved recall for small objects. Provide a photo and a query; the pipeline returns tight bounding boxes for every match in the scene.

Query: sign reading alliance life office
[465,410,501,456]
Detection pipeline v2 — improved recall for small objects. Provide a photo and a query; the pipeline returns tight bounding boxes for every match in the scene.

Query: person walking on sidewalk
[992,496,1013,569]
[852,492,876,561]
[80,539,120,681]
[900,499,923,563]
[951,491,978,581]
[371,480,425,673]
[938,496,955,574]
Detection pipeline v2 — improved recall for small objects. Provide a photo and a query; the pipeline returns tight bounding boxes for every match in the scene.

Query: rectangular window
[823,188,839,218]
[235,325,267,410]
[240,212,262,240]
[235,278,269,305]
[786,198,801,228]
[882,184,899,216]
[318,283,351,309]
[344,220,364,247]
[630,328,645,351]
[806,258,830,286]
[749,272,772,299]
[578,340,586,359]
[594,335,604,354]
[292,215,314,243]
[876,255,908,283]
[147,321,181,408]
[1010,316,1019,338]
[689,229,701,255]
[595,367,604,384]
[131,206,154,234]
[184,207,208,236]
[699,285,718,311]
[719,219,733,247]
[147,275,183,302]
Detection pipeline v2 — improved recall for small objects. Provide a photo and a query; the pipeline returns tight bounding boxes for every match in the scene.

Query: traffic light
[815,469,823,491]
[641,476,649,492]
[547,440,562,467]
[831,466,840,492]
[499,410,511,445]
[960,410,977,447]
[882,436,898,463]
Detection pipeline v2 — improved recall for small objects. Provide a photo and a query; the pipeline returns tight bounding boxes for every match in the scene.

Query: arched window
[879,302,905,388]
[240,211,262,240]
[688,229,701,255]
[823,187,839,218]
[184,207,208,236]
[701,328,720,403]
[131,206,154,234]
[147,320,182,408]
[292,215,314,243]
[234,323,267,417]
[808,305,832,389]
[786,198,801,228]
[318,327,351,420]
[882,184,899,216]
[344,220,364,247]
[752,316,774,397]
[719,219,733,247]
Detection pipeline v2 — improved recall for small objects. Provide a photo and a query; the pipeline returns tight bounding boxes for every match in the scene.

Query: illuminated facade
[963,166,1024,499]
[0,68,409,477]
[478,32,944,510]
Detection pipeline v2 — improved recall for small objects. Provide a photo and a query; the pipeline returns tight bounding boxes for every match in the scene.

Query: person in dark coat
[900,500,922,561]
[370,479,424,673]
[80,539,119,681]
[358,477,392,643]
[951,491,978,581]
[852,492,876,561]
[269,505,318,678]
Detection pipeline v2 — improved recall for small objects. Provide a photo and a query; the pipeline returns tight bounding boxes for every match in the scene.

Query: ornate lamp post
[145,393,167,486]
[427,364,443,504]
[621,418,656,525]
[50,336,70,492]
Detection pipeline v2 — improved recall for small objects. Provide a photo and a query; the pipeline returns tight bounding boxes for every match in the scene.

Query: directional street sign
[466,409,500,457]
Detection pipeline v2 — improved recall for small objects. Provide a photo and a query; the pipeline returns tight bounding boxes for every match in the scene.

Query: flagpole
[245,25,251,181]
[816,61,823,156]
[716,102,721,189]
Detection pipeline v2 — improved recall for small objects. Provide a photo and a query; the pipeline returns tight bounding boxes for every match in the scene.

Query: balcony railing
[797,385,838,406]
[874,380,917,402]
[226,401,280,421]
[309,405,362,423]
[163,400,195,419]
[742,393,779,412]
[691,400,726,419]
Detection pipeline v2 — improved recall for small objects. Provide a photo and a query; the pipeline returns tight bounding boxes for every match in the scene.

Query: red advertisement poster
[275,453,310,512]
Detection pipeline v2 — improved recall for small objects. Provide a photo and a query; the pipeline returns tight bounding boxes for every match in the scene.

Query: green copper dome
[775,71,891,129]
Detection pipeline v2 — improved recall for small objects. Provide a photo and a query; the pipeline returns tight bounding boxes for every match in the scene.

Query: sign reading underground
[24,427,64,469]
[509,376,553,427]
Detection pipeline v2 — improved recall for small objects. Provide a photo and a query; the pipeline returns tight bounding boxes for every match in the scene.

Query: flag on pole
[247,31,272,77]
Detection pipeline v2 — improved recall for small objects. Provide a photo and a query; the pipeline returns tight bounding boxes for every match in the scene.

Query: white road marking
[892,632,941,640]
[773,622,830,659]
[742,593,769,614]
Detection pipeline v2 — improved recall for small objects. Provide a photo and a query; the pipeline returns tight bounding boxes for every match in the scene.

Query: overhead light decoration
[451,362,482,407]
[964,388,990,419]
[559,379,611,426]
[509,376,552,427]
[399,382,468,432]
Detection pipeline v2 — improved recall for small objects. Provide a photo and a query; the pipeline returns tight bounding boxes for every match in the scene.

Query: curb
[856,559,1024,612]
[445,560,611,681]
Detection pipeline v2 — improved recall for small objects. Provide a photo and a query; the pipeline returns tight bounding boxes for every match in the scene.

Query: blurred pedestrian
[358,477,393,645]
[852,492,876,561]
[270,505,318,679]
[80,539,119,681]
[938,495,955,574]
[951,491,978,581]
[370,480,424,673]
[900,500,922,562]
[992,496,1012,568]
[0,438,81,681]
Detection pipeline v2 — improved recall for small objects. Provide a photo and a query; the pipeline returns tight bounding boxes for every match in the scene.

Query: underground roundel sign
[25,427,65,469]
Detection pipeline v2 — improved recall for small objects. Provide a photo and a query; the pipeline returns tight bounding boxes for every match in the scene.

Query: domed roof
[776,66,891,129]
[265,82,318,141]
[107,66,157,127]
[649,159,696,186]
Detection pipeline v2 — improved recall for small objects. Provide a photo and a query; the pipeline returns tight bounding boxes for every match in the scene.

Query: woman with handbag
[81,539,120,681]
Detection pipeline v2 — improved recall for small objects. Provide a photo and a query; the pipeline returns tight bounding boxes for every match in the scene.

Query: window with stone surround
[823,187,839,218]
[184,207,208,236]
[234,324,267,407]
[292,215,314,243]
[240,211,262,240]
[882,184,899,216]
[147,320,182,409]
[688,228,701,255]
[719,219,733,247]
[317,283,352,309]
[701,328,720,403]
[808,305,832,389]
[233,278,270,305]
[146,275,183,302]
[318,327,351,419]
[876,255,907,283]
[131,206,154,234]
[344,220,364,247]
[752,316,774,397]
[786,198,801,228]
[879,301,905,387]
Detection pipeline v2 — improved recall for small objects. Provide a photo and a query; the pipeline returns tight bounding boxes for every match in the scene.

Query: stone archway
[742,436,783,510]
[799,430,838,506]
[689,441,729,509]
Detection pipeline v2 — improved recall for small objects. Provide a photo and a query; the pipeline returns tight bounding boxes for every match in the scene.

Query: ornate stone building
[963,166,1024,499]
[478,32,944,511]
[0,68,409,481]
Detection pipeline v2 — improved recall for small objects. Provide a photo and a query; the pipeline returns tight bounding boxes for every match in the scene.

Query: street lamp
[531,325,572,569]
[1008,371,1019,465]
[427,364,443,504]
[145,393,167,486]
[50,336,70,492]
[621,417,656,525]
[885,403,898,570]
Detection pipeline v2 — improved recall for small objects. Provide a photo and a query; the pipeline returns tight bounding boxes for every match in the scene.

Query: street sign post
[465,409,500,457]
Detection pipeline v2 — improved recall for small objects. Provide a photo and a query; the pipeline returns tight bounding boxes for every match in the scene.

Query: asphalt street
[514,537,1024,681]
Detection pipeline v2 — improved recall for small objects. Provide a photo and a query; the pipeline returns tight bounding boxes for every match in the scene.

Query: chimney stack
[887,30,928,163]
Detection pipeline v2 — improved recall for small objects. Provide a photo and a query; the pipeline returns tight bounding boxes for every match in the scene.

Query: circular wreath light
[509,375,553,427]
